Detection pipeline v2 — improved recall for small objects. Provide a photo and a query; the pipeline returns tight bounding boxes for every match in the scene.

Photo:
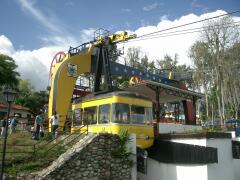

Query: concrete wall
[137,137,208,180]
[233,159,240,180]
[137,137,240,180]
[128,134,137,180]
[207,139,235,180]
[138,158,208,180]
[159,123,202,134]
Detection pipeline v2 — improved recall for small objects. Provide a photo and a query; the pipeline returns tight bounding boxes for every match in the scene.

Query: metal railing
[34,125,88,154]
[0,123,88,163]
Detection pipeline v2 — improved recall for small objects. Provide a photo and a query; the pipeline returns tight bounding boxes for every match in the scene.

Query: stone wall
[38,133,132,180]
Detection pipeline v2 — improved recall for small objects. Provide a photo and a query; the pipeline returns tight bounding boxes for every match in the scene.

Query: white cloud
[121,8,131,12]
[0,35,62,90]
[1,10,239,91]
[122,10,240,66]
[18,0,61,33]
[143,2,158,12]
[79,28,97,42]
[0,35,15,54]
[17,0,78,47]
[160,15,169,21]
[140,19,149,27]
[0,1,94,90]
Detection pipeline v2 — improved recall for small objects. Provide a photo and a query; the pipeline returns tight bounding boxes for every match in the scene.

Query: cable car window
[145,107,153,124]
[131,105,145,124]
[84,106,97,125]
[112,103,130,124]
[73,108,82,126]
[99,104,110,124]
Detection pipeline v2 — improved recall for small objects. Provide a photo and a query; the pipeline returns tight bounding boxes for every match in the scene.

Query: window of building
[99,104,110,124]
[112,103,130,124]
[145,107,153,124]
[84,106,97,125]
[73,108,82,126]
[131,105,145,124]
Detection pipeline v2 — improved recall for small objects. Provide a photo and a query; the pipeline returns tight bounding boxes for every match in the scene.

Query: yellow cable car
[71,91,154,149]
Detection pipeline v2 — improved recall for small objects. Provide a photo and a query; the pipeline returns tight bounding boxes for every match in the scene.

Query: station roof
[73,90,152,104]
[124,80,203,103]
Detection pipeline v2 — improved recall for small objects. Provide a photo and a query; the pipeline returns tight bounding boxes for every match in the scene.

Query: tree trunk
[212,103,214,128]
[204,84,209,119]
[220,80,225,122]
[233,83,239,119]
[215,68,223,125]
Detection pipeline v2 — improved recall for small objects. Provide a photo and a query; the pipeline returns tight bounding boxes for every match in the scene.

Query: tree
[126,47,157,72]
[148,60,156,73]
[223,42,240,118]
[139,55,149,71]
[156,54,178,70]
[189,41,212,118]
[0,54,19,88]
[16,80,48,113]
[126,47,141,68]
[156,54,193,87]
[189,16,240,123]
[15,80,34,105]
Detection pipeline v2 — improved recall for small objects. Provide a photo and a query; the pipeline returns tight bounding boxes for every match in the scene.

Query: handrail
[44,124,88,153]
[44,131,84,154]
[62,129,88,148]
[33,124,88,154]
[1,123,89,166]
[33,125,68,151]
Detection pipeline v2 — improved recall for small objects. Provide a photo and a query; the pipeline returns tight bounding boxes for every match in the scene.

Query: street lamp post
[1,88,17,180]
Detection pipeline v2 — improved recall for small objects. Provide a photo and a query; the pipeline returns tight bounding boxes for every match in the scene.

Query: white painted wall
[233,159,240,180]
[138,158,208,180]
[207,139,235,180]
[172,138,206,146]
[176,165,208,180]
[137,137,240,180]
[158,123,202,134]
[128,134,137,180]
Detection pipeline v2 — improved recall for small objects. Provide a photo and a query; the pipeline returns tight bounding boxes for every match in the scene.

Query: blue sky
[1,0,239,50]
[0,0,240,90]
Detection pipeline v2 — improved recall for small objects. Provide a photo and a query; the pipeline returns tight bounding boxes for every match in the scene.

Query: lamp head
[3,88,17,103]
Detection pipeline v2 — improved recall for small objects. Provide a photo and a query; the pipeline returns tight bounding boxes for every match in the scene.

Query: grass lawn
[0,129,77,177]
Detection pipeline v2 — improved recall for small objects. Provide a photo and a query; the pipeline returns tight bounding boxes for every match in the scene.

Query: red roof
[0,103,32,112]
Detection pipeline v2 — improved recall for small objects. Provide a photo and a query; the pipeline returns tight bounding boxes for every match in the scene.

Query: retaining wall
[38,133,133,180]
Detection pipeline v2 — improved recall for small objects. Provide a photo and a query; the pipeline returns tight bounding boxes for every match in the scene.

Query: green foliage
[206,128,225,133]
[111,129,132,158]
[189,16,240,121]
[156,54,178,70]
[113,76,130,88]
[200,112,208,122]
[126,47,141,68]
[2,131,69,176]
[16,80,48,113]
[156,53,193,87]
[0,54,19,88]
[148,60,156,72]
